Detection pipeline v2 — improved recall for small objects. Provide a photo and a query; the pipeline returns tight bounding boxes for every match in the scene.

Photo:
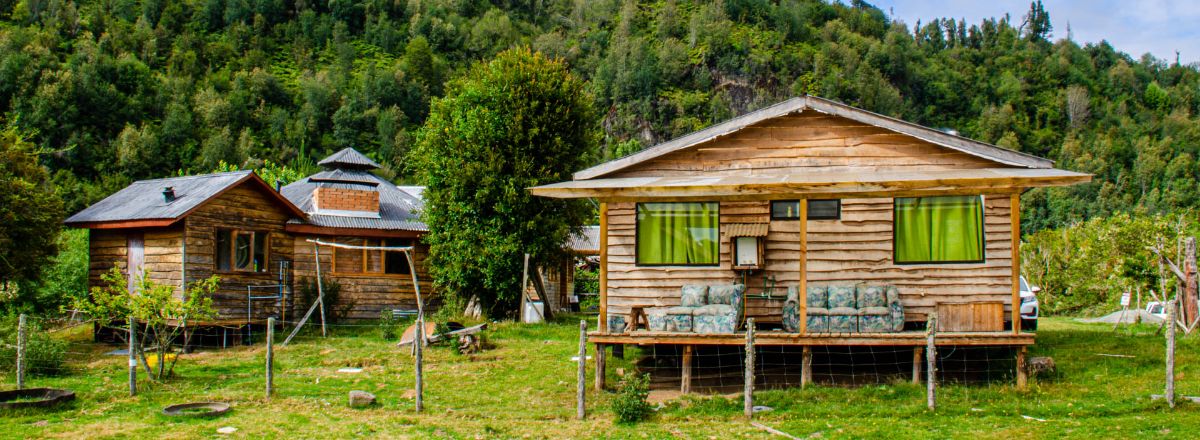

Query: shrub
[0,315,68,376]
[611,373,653,423]
[379,309,400,340]
[299,276,355,323]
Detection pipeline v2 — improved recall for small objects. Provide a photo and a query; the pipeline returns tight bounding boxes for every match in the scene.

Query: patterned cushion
[691,304,735,316]
[827,307,859,316]
[858,307,890,316]
[806,307,831,316]
[708,284,745,306]
[887,286,905,332]
[645,307,670,331]
[806,315,830,333]
[693,314,736,333]
[806,286,828,308]
[856,285,888,308]
[829,314,858,333]
[859,314,891,333]
[680,284,709,307]
[827,286,856,308]
[608,315,627,333]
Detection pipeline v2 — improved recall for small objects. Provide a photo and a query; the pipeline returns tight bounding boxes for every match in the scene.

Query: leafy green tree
[410,48,598,317]
[0,122,64,310]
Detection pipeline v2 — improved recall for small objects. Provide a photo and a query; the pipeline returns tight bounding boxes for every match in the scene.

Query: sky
[872,0,1200,64]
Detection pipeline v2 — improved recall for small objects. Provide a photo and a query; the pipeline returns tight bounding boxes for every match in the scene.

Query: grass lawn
[1,317,1198,439]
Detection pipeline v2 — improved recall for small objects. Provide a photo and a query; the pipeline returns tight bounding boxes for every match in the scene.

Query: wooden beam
[587,331,1037,347]
[1011,193,1021,335]
[681,344,693,394]
[912,347,923,384]
[595,343,606,392]
[599,202,609,333]
[801,345,812,388]
[1016,346,1028,390]
[798,198,808,334]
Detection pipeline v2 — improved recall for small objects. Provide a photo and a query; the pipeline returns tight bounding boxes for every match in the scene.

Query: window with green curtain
[636,202,719,265]
[894,195,984,263]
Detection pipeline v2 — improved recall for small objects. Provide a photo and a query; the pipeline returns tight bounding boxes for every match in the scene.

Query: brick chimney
[313,187,380,214]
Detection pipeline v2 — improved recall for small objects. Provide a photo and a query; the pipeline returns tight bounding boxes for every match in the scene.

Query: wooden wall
[603,197,1013,324]
[291,236,436,321]
[87,229,127,292]
[87,228,184,294]
[184,185,295,320]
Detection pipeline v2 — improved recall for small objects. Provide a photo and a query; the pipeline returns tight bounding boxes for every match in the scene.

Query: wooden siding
[292,236,436,320]
[184,185,295,320]
[606,112,1000,179]
[87,229,128,292]
[87,228,184,294]
[603,196,1014,325]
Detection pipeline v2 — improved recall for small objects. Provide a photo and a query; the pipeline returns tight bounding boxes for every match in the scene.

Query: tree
[0,122,64,310]
[409,48,598,317]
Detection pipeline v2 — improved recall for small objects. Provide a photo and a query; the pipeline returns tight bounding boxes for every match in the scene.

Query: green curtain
[637,202,718,265]
[895,196,983,263]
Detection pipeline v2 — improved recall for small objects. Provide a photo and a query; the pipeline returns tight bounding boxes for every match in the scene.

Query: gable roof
[65,171,306,229]
[318,147,382,170]
[573,95,1054,180]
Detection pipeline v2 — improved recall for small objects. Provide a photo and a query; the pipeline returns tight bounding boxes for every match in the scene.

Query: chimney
[163,186,176,203]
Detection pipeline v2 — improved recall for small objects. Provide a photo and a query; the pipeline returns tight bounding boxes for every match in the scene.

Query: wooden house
[530,96,1090,386]
[66,148,435,327]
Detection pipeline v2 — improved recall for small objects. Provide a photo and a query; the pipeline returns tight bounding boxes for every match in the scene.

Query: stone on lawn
[349,390,377,408]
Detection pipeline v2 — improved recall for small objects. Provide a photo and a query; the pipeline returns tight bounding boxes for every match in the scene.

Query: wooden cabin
[64,171,304,323]
[530,96,1091,385]
[66,148,435,327]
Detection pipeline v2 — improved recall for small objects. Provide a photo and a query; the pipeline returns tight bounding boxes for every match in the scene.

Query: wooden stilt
[744,319,755,419]
[801,346,812,388]
[681,345,693,394]
[1016,346,1028,391]
[576,320,588,420]
[912,347,923,384]
[595,343,606,392]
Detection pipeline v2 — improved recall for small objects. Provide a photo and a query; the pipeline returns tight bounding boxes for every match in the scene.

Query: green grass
[0,317,1197,439]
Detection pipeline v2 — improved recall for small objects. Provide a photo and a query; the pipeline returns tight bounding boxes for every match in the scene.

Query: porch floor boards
[590,330,1035,346]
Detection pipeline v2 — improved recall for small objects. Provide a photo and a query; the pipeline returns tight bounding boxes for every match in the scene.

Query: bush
[379,310,400,340]
[611,373,652,423]
[0,315,68,376]
[299,276,355,323]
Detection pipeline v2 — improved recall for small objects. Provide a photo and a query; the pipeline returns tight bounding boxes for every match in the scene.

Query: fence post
[1166,299,1176,409]
[577,320,587,420]
[415,319,424,413]
[926,313,937,411]
[266,317,274,399]
[15,314,26,389]
[744,318,756,419]
[128,316,137,397]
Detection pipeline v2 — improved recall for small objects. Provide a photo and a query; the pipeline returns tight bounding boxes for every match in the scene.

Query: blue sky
[872,0,1200,64]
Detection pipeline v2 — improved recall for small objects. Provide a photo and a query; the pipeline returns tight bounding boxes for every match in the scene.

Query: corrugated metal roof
[65,171,255,224]
[308,169,379,186]
[318,148,381,169]
[723,223,769,237]
[281,170,427,232]
[569,226,600,254]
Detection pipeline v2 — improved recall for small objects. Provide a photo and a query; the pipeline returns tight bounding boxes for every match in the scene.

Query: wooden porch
[589,329,1035,347]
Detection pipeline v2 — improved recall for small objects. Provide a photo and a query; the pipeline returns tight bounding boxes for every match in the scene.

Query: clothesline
[306,238,415,252]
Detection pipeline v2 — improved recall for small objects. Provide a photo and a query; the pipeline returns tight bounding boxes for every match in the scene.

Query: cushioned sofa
[783,285,905,333]
[645,284,745,333]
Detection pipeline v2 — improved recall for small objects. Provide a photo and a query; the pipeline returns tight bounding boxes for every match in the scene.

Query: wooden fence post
[15,314,26,389]
[266,317,274,399]
[577,320,587,420]
[926,313,937,411]
[128,317,137,397]
[415,318,424,413]
[1166,300,1176,409]
[744,318,756,419]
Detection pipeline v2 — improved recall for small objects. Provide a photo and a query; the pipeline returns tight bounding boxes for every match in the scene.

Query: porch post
[599,202,609,333]
[1011,193,1021,334]
[799,198,808,334]
[681,344,693,394]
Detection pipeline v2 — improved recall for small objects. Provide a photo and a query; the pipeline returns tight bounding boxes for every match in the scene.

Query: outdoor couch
[783,285,905,333]
[645,284,746,333]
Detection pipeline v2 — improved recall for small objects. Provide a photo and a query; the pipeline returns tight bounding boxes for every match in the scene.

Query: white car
[1019,276,1040,331]
[1145,301,1168,320]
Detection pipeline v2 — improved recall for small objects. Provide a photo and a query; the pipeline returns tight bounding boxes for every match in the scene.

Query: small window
[770,200,840,220]
[894,195,985,264]
[384,239,412,275]
[216,229,269,272]
[636,202,719,266]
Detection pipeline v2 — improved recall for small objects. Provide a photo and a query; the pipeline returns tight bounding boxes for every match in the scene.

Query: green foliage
[26,228,89,314]
[0,121,64,310]
[378,309,399,341]
[409,48,598,318]
[1021,210,1198,315]
[298,276,354,324]
[0,314,68,376]
[611,373,653,424]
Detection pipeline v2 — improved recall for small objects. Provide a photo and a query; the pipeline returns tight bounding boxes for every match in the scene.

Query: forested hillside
[2,0,1199,232]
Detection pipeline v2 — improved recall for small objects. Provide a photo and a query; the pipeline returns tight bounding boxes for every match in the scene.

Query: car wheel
[1021,318,1038,332]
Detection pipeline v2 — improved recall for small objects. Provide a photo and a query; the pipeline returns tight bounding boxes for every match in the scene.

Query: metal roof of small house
[65,171,306,228]
[318,148,382,169]
[569,226,601,255]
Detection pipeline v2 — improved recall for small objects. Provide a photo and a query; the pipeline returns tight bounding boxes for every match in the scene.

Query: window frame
[891,195,987,265]
[215,228,270,273]
[770,199,841,221]
[634,202,721,267]
[330,238,414,276]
